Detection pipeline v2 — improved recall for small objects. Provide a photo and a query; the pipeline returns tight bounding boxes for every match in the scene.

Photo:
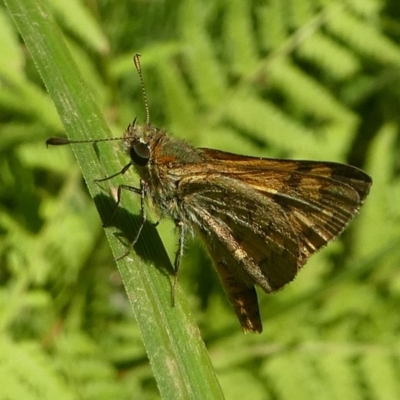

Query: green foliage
[1,0,400,399]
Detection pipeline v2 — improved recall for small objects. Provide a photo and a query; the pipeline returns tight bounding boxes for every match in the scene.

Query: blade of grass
[4,0,224,398]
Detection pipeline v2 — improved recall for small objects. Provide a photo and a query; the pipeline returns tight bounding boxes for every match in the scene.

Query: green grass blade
[4,0,224,398]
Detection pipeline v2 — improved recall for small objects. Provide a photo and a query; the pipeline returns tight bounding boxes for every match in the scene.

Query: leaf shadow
[93,193,173,279]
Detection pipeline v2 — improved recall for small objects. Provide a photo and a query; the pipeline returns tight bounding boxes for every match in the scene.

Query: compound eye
[130,141,150,166]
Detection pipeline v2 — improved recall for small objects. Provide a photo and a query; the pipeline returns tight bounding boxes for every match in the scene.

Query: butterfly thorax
[124,123,204,220]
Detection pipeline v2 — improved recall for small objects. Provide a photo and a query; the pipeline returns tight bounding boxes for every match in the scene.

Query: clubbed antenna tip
[46,137,72,147]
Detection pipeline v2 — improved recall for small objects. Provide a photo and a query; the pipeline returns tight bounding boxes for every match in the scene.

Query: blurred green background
[1,0,400,399]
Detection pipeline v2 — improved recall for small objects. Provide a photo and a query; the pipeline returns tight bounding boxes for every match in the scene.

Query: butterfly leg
[94,162,132,183]
[94,163,134,227]
[172,220,185,305]
[112,179,148,261]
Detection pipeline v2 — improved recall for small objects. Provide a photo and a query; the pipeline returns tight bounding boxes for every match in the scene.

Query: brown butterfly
[47,54,372,332]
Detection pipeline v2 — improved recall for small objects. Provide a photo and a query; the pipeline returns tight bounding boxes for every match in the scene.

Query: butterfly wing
[204,239,263,332]
[179,174,300,332]
[198,149,371,265]
[175,149,371,332]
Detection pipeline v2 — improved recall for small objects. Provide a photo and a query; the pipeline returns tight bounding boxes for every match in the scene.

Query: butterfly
[47,54,372,332]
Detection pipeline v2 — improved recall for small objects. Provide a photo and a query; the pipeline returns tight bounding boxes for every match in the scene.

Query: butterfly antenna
[133,53,150,126]
[46,136,125,147]
[47,55,149,147]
